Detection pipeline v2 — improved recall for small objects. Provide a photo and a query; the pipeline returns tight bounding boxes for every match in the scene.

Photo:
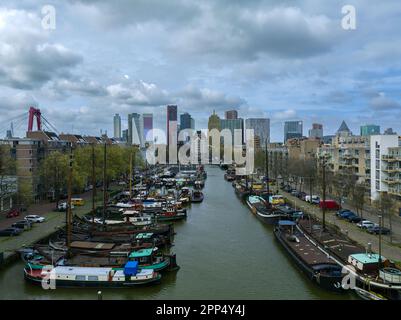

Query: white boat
[24,263,161,288]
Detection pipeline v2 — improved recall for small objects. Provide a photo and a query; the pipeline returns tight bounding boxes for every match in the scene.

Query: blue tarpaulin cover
[124,261,138,276]
[278,220,296,226]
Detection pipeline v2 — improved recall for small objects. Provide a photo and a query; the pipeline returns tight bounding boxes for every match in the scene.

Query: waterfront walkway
[0,192,98,259]
[282,191,401,263]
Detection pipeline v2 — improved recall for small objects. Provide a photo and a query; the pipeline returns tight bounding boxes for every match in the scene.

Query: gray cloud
[176,85,246,110]
[50,78,108,97]
[369,94,401,111]
[0,9,82,90]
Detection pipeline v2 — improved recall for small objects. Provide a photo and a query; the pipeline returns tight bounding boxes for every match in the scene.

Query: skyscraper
[245,118,270,146]
[360,124,380,136]
[221,118,244,145]
[190,118,195,130]
[180,112,192,130]
[128,113,144,146]
[167,105,177,158]
[143,113,153,142]
[113,114,121,139]
[208,111,221,131]
[308,123,323,139]
[225,110,238,120]
[122,129,128,143]
[284,121,303,142]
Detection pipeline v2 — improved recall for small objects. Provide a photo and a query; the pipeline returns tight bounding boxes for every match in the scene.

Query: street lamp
[319,153,330,231]
[378,214,383,269]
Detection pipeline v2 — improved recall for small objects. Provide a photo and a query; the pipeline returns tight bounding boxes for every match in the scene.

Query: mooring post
[97,291,102,300]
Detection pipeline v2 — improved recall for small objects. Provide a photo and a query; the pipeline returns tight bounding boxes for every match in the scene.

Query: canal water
[0,166,354,299]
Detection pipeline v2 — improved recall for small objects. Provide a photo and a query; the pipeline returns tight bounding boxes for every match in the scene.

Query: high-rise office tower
[245,118,270,146]
[225,110,238,120]
[113,114,121,139]
[308,123,323,139]
[180,112,192,130]
[208,111,221,131]
[122,129,128,143]
[143,113,153,142]
[221,118,244,145]
[284,121,303,142]
[167,105,178,162]
[128,113,144,146]
[190,118,195,130]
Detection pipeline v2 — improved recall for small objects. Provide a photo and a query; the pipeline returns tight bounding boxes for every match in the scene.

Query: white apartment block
[370,135,401,201]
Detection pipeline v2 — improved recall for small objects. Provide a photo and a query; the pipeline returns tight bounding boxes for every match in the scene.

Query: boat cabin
[348,253,387,273]
[129,248,155,264]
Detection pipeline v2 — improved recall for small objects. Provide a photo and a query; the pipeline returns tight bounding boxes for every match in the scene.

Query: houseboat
[274,220,344,292]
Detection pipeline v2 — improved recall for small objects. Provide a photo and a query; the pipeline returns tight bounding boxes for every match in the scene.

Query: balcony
[382,155,401,162]
[388,188,401,197]
[383,178,400,185]
[382,167,399,173]
[342,154,356,159]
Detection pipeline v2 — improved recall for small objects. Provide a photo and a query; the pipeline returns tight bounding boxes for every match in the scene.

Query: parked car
[297,192,307,200]
[319,200,341,210]
[57,202,75,212]
[12,220,32,230]
[305,195,320,204]
[357,220,377,229]
[339,211,356,219]
[367,226,391,235]
[0,228,23,236]
[344,214,363,223]
[291,190,299,196]
[5,208,20,218]
[336,209,351,217]
[25,215,46,223]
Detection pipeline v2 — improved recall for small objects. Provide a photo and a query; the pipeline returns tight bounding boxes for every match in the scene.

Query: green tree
[39,151,69,205]
[17,179,34,207]
[0,144,16,208]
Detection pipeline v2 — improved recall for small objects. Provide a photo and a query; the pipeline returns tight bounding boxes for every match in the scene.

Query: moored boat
[274,220,344,292]
[191,190,204,203]
[24,262,161,288]
[245,195,282,225]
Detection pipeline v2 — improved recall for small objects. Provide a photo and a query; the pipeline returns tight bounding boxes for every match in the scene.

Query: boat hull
[273,227,344,293]
[245,200,281,225]
[24,271,161,288]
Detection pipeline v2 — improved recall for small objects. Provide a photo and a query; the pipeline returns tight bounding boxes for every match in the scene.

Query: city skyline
[0,1,401,142]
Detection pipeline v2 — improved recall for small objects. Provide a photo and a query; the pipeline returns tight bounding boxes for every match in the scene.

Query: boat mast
[133,147,136,190]
[102,141,107,225]
[66,143,73,250]
[265,141,269,195]
[321,155,327,231]
[129,150,133,199]
[92,143,96,228]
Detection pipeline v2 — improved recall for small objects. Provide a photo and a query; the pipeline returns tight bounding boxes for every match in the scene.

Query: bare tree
[374,192,395,243]
[351,182,366,218]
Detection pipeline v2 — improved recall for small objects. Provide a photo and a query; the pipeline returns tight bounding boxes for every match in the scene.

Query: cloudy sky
[0,0,400,141]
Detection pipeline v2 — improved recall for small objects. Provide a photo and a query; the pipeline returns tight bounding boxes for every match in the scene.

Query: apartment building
[286,137,321,161]
[318,121,370,186]
[370,135,401,202]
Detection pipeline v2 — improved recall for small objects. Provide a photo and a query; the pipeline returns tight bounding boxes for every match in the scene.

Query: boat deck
[279,228,336,266]
[298,218,365,264]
